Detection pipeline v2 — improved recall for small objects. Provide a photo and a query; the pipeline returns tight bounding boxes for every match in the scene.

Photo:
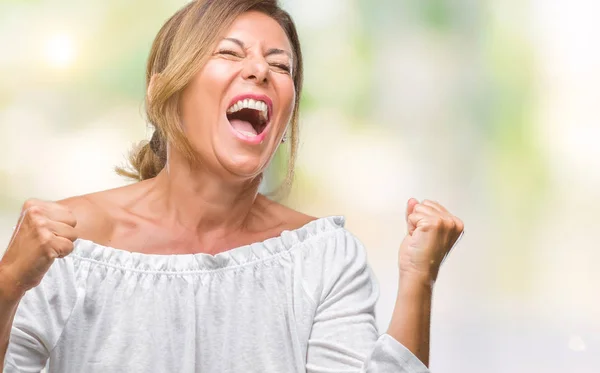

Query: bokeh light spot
[45,33,76,68]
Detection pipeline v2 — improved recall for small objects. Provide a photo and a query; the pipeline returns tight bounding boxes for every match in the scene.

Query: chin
[218,151,270,179]
[212,117,280,179]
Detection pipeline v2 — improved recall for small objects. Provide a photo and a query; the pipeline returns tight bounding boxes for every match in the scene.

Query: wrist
[399,270,436,291]
[392,272,434,314]
[0,264,25,304]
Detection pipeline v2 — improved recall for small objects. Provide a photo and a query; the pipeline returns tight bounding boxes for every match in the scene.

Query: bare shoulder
[257,195,318,231]
[55,185,135,242]
[282,208,318,230]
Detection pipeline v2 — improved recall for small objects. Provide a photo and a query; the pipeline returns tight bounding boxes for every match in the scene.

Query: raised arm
[388,198,464,366]
[304,230,429,373]
[0,199,78,370]
[305,199,463,372]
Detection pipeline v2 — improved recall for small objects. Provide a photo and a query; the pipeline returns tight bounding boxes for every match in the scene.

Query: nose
[241,55,269,85]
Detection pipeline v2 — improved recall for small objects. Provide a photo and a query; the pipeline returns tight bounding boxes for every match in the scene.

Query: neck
[148,156,264,236]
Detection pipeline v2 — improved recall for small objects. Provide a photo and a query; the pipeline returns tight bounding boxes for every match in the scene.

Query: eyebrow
[222,37,293,60]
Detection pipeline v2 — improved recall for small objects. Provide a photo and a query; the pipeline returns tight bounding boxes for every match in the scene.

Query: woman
[0,1,464,372]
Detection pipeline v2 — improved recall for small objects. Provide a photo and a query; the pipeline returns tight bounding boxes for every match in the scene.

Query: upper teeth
[227,98,269,122]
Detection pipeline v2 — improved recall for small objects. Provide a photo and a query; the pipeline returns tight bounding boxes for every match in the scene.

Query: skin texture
[0,11,464,369]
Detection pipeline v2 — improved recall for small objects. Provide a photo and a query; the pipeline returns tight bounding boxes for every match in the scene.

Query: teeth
[227,98,269,121]
[259,104,268,122]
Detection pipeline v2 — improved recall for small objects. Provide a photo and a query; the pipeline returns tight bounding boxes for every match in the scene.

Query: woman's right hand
[0,199,78,300]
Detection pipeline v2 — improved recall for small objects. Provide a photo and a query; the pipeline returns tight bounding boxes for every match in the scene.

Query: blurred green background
[1,0,599,371]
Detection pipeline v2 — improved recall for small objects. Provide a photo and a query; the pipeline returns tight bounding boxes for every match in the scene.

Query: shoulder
[56,194,112,243]
[282,209,320,232]
[55,184,139,243]
[255,195,355,247]
[255,194,319,232]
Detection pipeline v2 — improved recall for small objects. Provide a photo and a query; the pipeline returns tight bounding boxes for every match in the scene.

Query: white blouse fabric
[4,216,429,373]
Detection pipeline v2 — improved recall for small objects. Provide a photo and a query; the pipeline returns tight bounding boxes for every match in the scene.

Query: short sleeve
[4,258,78,373]
[304,229,429,373]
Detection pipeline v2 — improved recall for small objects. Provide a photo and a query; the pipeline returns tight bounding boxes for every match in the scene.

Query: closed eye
[217,49,242,57]
[270,63,291,73]
[217,48,291,73]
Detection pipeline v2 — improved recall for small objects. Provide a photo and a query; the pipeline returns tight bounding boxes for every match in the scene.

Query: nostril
[245,74,267,84]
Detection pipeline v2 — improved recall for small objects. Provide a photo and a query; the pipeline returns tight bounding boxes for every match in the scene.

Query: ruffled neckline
[70,215,345,274]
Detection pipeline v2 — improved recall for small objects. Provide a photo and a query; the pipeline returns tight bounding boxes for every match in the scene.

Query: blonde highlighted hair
[116,0,303,197]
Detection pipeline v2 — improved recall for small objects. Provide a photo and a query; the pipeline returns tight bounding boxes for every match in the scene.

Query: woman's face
[178,11,295,180]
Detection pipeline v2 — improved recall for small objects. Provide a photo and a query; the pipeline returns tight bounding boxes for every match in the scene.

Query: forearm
[0,266,23,368]
[386,274,433,367]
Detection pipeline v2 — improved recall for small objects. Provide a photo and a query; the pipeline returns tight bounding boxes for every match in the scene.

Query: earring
[281,134,287,143]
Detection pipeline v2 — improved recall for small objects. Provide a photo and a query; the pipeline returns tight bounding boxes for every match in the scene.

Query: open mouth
[226,98,270,138]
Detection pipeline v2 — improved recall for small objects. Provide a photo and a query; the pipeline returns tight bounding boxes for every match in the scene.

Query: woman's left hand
[398,198,464,284]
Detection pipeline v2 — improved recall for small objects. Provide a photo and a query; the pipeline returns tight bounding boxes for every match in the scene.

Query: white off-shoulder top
[4,216,428,373]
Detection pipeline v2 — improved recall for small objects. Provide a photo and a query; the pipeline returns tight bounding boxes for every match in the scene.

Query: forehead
[222,11,292,52]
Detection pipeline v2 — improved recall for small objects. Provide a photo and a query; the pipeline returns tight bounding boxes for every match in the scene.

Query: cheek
[277,79,296,121]
[180,62,233,131]
[202,60,236,86]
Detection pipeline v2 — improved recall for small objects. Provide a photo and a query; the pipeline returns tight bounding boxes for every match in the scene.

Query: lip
[226,93,274,145]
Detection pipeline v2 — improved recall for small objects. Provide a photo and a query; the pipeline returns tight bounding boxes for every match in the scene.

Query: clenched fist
[0,199,78,300]
[398,198,464,283]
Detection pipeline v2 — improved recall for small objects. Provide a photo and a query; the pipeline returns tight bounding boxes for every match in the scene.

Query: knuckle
[63,241,75,254]
[38,230,54,245]
[22,198,40,210]
[26,205,43,217]
[45,250,59,260]
[431,216,443,227]
[445,217,456,228]
[56,242,74,258]
[455,218,465,231]
[32,216,48,230]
